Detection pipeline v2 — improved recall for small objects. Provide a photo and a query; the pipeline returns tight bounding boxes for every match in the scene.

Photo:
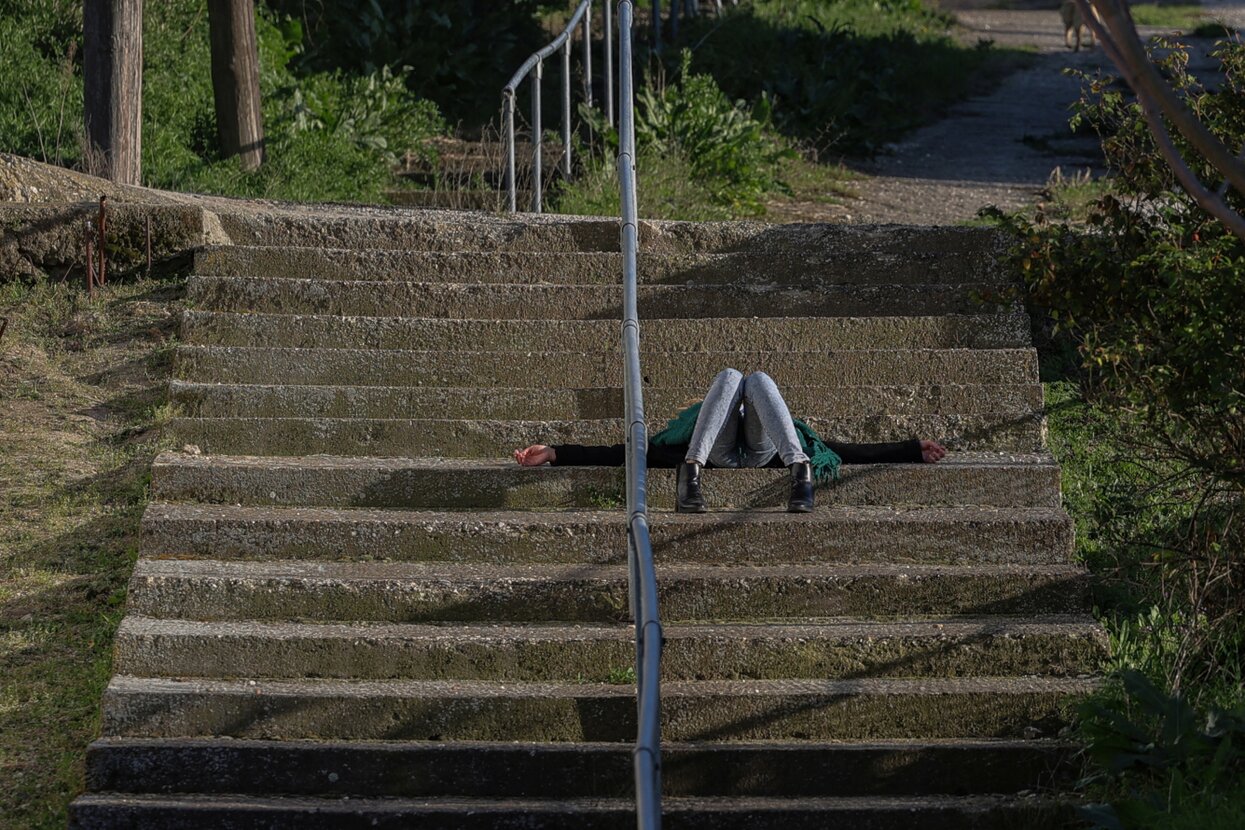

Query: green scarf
[650,401,842,482]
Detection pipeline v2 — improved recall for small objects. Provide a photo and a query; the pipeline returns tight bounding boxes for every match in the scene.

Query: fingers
[920,440,947,463]
[514,445,549,466]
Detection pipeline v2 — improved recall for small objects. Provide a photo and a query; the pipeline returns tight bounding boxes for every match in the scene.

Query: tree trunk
[208,0,265,170]
[83,0,143,184]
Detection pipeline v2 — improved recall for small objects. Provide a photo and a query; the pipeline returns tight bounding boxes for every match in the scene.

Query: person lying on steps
[514,368,947,513]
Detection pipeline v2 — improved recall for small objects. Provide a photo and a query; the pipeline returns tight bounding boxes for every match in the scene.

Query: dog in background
[1060,0,1101,51]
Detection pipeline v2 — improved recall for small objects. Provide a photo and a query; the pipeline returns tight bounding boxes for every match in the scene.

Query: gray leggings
[684,369,809,468]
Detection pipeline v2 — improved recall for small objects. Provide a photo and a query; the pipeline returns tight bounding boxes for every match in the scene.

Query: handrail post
[562,38,572,180]
[504,91,517,213]
[583,1,593,110]
[652,0,661,54]
[532,58,543,213]
[604,0,614,125]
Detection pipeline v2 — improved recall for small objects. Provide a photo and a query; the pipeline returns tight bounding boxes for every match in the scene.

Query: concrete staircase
[390,137,557,211]
[71,210,1104,828]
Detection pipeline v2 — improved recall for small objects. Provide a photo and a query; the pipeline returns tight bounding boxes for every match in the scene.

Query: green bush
[561,51,792,218]
[0,0,446,203]
[991,33,1245,829]
[265,0,552,125]
[0,1,84,168]
[1080,671,1245,829]
[634,51,792,214]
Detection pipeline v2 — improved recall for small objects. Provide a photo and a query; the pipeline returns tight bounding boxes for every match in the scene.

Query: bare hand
[514,445,556,466]
[920,440,947,464]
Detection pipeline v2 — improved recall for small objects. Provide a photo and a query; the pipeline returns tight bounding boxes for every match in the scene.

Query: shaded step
[184,277,1016,319]
[386,189,518,211]
[114,616,1107,681]
[141,504,1073,566]
[101,674,1094,741]
[166,413,1045,456]
[126,559,1091,621]
[86,735,1080,798]
[194,246,1002,286]
[70,792,1073,830]
[168,381,1044,422]
[149,451,1062,509]
[179,312,1031,352]
[173,346,1040,389]
[211,212,1006,257]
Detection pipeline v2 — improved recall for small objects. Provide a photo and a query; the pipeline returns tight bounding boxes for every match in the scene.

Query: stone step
[126,560,1090,621]
[167,412,1044,456]
[85,736,1080,798]
[173,346,1040,389]
[149,451,1062,509]
[101,674,1094,742]
[386,189,522,211]
[70,792,1073,829]
[194,246,1001,285]
[141,503,1073,565]
[114,616,1107,681]
[184,277,1016,319]
[169,381,1044,422]
[211,211,1003,256]
[180,311,1030,353]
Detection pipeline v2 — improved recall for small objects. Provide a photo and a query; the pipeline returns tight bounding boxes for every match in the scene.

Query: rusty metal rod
[85,220,96,296]
[97,195,108,287]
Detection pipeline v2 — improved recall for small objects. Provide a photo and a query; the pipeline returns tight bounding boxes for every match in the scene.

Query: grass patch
[1130,4,1205,30]
[677,0,1035,154]
[0,275,181,828]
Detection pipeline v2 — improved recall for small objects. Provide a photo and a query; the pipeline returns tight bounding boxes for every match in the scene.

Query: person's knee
[714,367,743,385]
[743,371,778,397]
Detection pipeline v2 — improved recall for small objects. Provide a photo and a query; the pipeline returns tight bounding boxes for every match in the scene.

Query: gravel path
[838,7,1228,226]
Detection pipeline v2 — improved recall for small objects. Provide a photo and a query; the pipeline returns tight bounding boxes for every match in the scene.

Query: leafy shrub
[634,51,792,214]
[995,39,1245,490]
[991,33,1245,829]
[0,1,84,167]
[1080,671,1245,829]
[265,0,552,125]
[0,0,446,203]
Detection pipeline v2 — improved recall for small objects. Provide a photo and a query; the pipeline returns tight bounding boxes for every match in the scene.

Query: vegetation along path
[845,8,1188,225]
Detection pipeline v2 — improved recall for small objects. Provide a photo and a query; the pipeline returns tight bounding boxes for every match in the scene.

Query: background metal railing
[502,0,614,214]
[617,2,663,828]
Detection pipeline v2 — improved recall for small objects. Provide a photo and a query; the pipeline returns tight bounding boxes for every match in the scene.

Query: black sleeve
[827,438,924,464]
[550,443,627,466]
[550,441,690,468]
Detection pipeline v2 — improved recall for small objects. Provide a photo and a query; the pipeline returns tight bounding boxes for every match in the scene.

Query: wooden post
[208,0,265,170]
[83,0,143,185]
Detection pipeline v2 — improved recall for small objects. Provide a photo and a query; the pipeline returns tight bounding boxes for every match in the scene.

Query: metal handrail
[503,0,614,213]
[617,3,663,828]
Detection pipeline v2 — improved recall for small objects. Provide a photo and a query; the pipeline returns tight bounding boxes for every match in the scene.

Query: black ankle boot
[788,461,814,513]
[676,461,708,513]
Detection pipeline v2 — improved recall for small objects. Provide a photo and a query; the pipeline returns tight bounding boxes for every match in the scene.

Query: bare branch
[1073,0,1245,240]
[1084,0,1245,193]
